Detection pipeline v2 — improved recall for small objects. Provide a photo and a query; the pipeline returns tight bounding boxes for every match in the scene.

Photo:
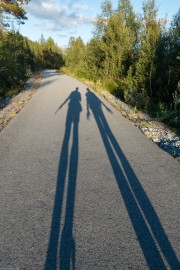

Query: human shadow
[86,88,180,270]
[45,87,82,270]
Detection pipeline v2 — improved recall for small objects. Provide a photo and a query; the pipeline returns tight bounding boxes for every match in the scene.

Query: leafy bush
[124,87,148,109]
[104,80,124,100]
[0,31,64,97]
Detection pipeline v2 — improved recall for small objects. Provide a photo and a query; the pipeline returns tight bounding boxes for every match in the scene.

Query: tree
[0,0,29,29]
[102,11,134,80]
[62,0,179,127]
[0,31,33,94]
[41,37,64,68]
[94,0,113,37]
[117,0,136,28]
[0,31,64,96]
[154,8,180,103]
[65,37,86,75]
[134,0,161,99]
[84,38,105,81]
[101,0,113,19]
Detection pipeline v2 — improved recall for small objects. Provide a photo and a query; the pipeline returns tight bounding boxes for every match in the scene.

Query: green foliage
[0,2,64,98]
[101,0,113,18]
[63,0,180,129]
[103,80,124,100]
[0,31,31,95]
[65,37,85,70]
[94,0,113,37]
[39,36,64,69]
[64,37,88,80]
[84,38,105,81]
[0,0,29,29]
[0,31,64,97]
[134,0,161,98]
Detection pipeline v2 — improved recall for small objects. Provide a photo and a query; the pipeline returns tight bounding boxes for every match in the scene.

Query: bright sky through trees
[18,0,180,47]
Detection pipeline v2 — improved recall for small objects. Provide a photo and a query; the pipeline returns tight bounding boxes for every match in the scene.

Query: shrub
[104,80,124,100]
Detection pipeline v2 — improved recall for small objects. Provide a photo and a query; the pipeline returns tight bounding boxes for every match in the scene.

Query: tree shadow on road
[86,88,180,270]
[45,87,82,270]
[42,70,61,78]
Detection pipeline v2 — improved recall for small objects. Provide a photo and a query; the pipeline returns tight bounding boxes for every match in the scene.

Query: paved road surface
[0,70,180,269]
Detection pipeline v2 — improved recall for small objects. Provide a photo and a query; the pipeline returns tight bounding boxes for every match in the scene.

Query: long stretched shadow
[86,88,180,270]
[45,87,82,270]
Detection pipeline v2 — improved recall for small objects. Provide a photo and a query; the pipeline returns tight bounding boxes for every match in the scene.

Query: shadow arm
[55,96,70,114]
[101,100,112,113]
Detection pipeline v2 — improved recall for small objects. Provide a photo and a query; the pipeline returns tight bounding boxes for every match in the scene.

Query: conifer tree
[0,0,29,29]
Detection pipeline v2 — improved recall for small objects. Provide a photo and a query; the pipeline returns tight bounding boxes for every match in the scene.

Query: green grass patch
[103,80,124,100]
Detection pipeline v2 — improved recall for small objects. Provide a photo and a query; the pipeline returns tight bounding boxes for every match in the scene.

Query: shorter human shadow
[45,87,82,270]
[86,88,180,270]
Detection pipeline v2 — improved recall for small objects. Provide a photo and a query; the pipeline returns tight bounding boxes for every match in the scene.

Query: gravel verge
[0,76,41,132]
[101,90,180,162]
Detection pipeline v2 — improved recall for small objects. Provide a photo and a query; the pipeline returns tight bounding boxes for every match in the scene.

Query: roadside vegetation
[62,0,180,131]
[0,0,64,98]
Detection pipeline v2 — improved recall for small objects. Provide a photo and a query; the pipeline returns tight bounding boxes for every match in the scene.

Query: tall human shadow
[45,87,82,270]
[86,88,180,270]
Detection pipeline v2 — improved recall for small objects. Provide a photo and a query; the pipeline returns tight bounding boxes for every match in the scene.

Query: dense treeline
[0,31,64,96]
[64,0,180,128]
[0,1,64,97]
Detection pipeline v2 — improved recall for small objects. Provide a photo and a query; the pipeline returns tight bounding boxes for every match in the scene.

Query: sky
[18,0,180,48]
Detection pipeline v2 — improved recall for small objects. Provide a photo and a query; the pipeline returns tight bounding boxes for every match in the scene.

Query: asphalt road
[0,70,180,270]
